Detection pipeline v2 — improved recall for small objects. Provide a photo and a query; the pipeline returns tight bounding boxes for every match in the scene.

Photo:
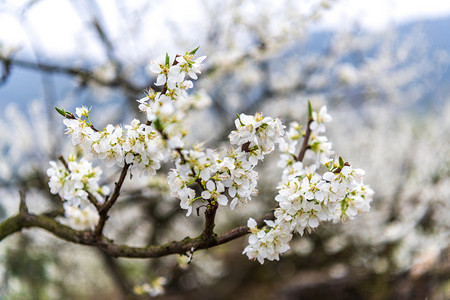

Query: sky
[1,0,450,58]
[319,0,450,31]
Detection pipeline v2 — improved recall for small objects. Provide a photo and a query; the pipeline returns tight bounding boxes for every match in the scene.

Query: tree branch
[297,118,313,162]
[0,55,141,94]
[0,199,275,259]
[201,202,218,243]
[217,209,275,244]
[19,188,28,214]
[94,163,130,238]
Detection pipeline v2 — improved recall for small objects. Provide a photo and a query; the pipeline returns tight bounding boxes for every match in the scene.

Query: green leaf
[308,100,313,120]
[153,118,164,132]
[165,52,170,66]
[55,107,67,117]
[189,46,200,55]
[236,113,244,126]
[339,156,345,168]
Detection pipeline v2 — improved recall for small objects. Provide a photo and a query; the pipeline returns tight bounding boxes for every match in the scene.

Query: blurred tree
[0,0,449,299]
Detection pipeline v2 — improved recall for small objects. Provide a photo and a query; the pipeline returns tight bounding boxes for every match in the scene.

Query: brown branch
[217,208,275,244]
[0,213,24,241]
[94,163,130,238]
[19,188,28,214]
[0,56,141,94]
[0,198,276,259]
[297,118,313,162]
[202,202,218,243]
[0,211,95,244]
[57,154,69,170]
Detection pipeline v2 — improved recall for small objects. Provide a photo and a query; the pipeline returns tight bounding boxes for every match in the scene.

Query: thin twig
[94,163,130,238]
[19,188,28,214]
[217,208,275,245]
[297,118,313,162]
[58,154,69,170]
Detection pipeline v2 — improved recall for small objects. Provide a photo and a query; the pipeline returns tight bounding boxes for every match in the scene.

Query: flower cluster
[309,106,334,164]
[279,105,334,168]
[243,218,292,264]
[229,113,285,165]
[47,156,109,230]
[53,49,373,267]
[244,107,374,264]
[167,112,285,215]
[150,51,206,89]
[63,205,100,231]
[64,115,165,175]
[60,49,290,217]
[62,48,209,176]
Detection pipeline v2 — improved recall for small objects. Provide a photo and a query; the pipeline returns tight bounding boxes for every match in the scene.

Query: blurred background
[0,0,449,299]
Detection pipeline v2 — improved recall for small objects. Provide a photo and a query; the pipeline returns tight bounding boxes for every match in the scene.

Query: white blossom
[56,52,374,266]
[47,157,110,230]
[47,157,109,209]
[244,106,373,264]
[62,204,99,231]
[201,180,228,206]
[310,105,332,133]
[229,112,285,165]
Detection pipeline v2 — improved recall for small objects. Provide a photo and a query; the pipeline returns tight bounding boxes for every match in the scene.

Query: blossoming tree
[0,47,373,296]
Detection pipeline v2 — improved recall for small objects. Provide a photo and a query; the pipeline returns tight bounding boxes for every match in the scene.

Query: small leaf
[308,100,313,120]
[339,156,345,168]
[165,53,170,66]
[55,107,67,117]
[236,113,244,126]
[189,46,200,55]
[153,118,164,132]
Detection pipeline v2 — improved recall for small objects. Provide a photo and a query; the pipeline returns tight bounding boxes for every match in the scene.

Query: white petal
[149,63,162,73]
[201,191,211,199]
[216,182,225,193]
[186,206,192,217]
[247,217,257,228]
[228,186,236,197]
[341,166,352,177]
[195,56,207,63]
[309,217,319,228]
[217,195,228,206]
[155,74,166,86]
[249,234,258,244]
[323,172,336,181]
[206,180,215,191]
[230,198,238,210]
